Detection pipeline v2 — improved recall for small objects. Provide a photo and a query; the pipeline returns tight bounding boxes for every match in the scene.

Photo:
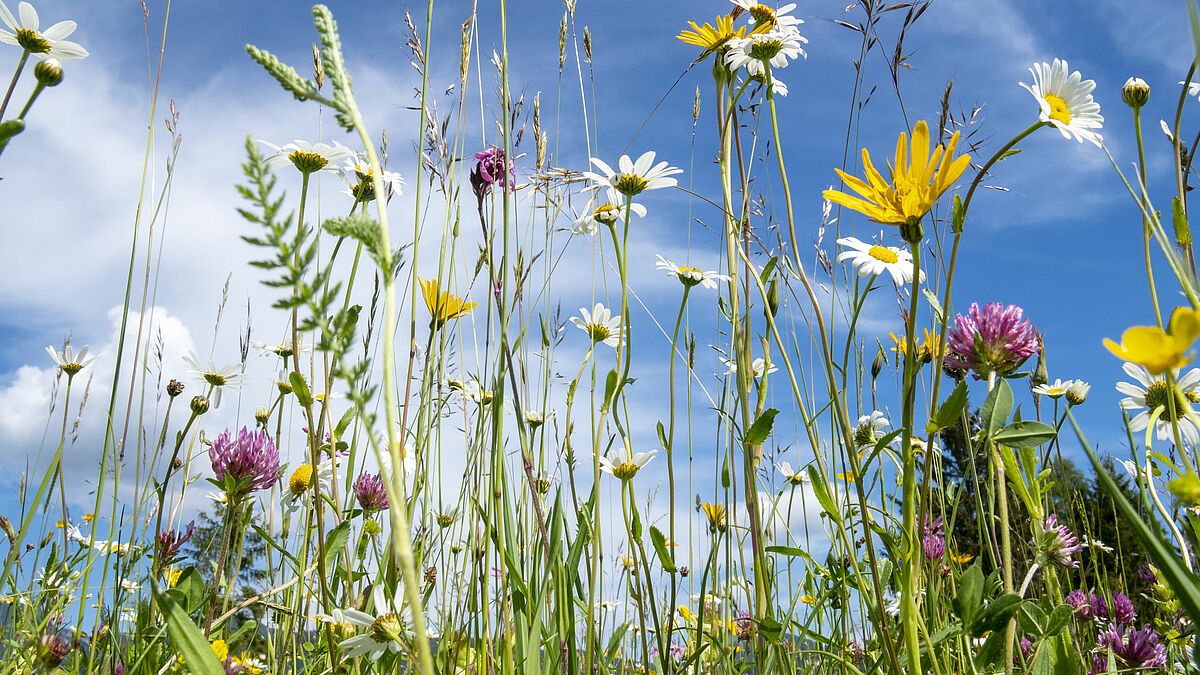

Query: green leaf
[1043,604,1073,637]
[973,593,1022,636]
[601,369,618,412]
[290,372,313,406]
[951,193,965,233]
[807,465,841,524]
[973,630,1006,669]
[923,288,945,324]
[656,421,669,452]
[745,408,780,446]
[649,526,675,572]
[323,214,388,269]
[952,564,984,627]
[152,577,223,675]
[322,521,352,573]
[1174,196,1192,248]
[980,379,1013,438]
[994,419,1056,449]
[1169,472,1200,506]
[174,566,207,613]
[0,118,23,153]
[929,380,969,433]
[1017,601,1048,635]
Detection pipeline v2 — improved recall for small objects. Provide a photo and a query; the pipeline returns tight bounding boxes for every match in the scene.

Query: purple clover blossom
[1066,589,1093,621]
[945,302,1039,379]
[471,146,515,198]
[1138,563,1158,587]
[1112,592,1137,626]
[1018,636,1033,662]
[354,473,390,513]
[922,515,946,560]
[1093,624,1167,672]
[156,520,195,560]
[208,427,280,497]
[1090,592,1109,622]
[1039,514,1082,568]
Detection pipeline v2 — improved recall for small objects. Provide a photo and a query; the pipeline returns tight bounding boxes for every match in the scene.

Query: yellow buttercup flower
[676,14,746,56]
[419,277,477,329]
[823,120,970,229]
[211,639,229,662]
[1104,307,1200,376]
[799,594,816,605]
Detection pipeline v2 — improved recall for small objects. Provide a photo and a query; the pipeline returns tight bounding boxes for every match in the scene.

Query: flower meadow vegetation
[8,0,1200,674]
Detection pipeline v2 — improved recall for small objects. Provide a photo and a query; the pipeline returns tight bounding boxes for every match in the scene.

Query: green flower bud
[1122,77,1150,108]
[190,396,210,415]
[34,59,63,87]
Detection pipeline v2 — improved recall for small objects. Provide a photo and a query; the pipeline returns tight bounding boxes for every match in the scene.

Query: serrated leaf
[649,526,675,572]
[745,408,780,446]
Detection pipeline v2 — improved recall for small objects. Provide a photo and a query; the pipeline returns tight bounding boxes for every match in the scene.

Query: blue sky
[0,0,1195,585]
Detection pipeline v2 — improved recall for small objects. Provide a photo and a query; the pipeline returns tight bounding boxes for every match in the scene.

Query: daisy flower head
[45,344,99,378]
[335,580,414,660]
[583,151,681,199]
[1116,362,1200,445]
[945,302,1039,379]
[723,356,778,378]
[1019,59,1103,147]
[822,121,970,242]
[182,351,244,409]
[259,139,355,174]
[339,155,405,202]
[598,445,657,481]
[730,1,803,32]
[723,26,807,78]
[854,411,889,447]
[836,236,923,286]
[1032,378,1077,399]
[0,2,86,60]
[1066,380,1091,406]
[655,254,730,290]
[282,459,336,514]
[571,303,622,349]
[419,277,476,329]
[748,70,788,96]
[676,13,746,58]
[251,333,307,360]
[775,460,808,486]
[573,192,646,235]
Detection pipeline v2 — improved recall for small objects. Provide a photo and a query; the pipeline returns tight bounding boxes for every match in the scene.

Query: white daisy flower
[328,580,420,660]
[251,333,308,360]
[730,0,804,31]
[1032,378,1076,399]
[1116,362,1200,444]
[598,446,657,481]
[281,459,336,514]
[571,303,623,349]
[655,254,730,290]
[776,460,808,485]
[182,351,244,409]
[723,356,778,378]
[882,589,901,618]
[574,190,647,235]
[1180,80,1200,100]
[462,377,495,405]
[0,2,87,60]
[724,26,808,78]
[205,491,228,505]
[854,410,890,447]
[583,150,682,198]
[1081,536,1113,553]
[259,139,355,174]
[750,72,788,97]
[339,155,406,202]
[1019,59,1104,147]
[836,236,923,286]
[45,344,99,378]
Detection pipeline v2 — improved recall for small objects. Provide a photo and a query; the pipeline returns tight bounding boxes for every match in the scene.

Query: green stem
[0,49,29,120]
[1133,105,1164,327]
[16,82,44,120]
[899,238,924,675]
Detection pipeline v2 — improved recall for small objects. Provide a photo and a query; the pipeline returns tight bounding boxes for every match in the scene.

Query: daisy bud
[34,59,63,87]
[1065,380,1091,406]
[1122,77,1150,108]
[871,348,885,380]
[255,406,270,425]
[190,396,210,415]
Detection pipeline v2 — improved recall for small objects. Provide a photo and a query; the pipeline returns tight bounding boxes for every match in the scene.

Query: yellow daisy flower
[676,14,746,56]
[419,277,477,329]
[823,120,970,236]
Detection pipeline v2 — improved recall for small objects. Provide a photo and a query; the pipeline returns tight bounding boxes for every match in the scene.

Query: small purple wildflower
[1066,589,1093,621]
[1018,636,1033,661]
[945,302,1039,379]
[115,662,125,675]
[1093,624,1166,672]
[1112,592,1136,626]
[1138,563,1158,587]
[354,473,390,513]
[922,515,946,560]
[38,633,71,670]
[1039,514,1082,568]
[1090,592,1109,622]
[208,427,280,497]
[471,146,515,198]
[156,520,195,561]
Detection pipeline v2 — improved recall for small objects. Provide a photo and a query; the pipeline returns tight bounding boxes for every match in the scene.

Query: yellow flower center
[747,38,784,61]
[867,245,899,264]
[203,372,227,387]
[611,462,640,481]
[588,324,612,343]
[593,203,620,223]
[1044,94,1072,125]
[62,363,83,376]
[613,173,648,196]
[288,150,328,174]
[1144,381,1195,422]
[748,5,776,26]
[15,28,50,54]
[289,465,314,496]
